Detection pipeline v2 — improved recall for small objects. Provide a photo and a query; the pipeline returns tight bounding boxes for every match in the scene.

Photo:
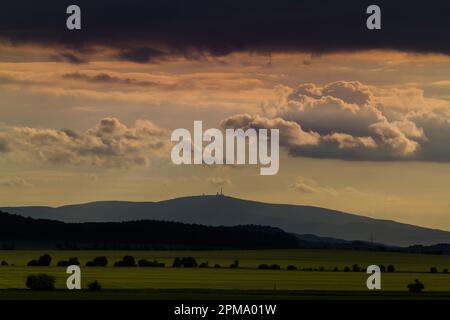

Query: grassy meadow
[0,249,450,298]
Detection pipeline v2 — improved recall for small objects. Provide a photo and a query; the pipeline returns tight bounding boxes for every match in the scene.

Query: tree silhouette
[407,279,425,293]
[26,274,55,290]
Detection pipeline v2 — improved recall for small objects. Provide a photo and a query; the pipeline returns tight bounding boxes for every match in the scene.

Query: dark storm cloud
[1,0,450,62]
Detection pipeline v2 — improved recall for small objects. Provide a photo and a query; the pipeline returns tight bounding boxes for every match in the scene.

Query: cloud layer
[222,81,450,161]
[0,118,167,167]
[2,1,450,63]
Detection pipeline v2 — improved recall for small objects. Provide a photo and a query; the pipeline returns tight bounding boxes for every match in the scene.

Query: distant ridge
[2,195,450,246]
[0,210,299,250]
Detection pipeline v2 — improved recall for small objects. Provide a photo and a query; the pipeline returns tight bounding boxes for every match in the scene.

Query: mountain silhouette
[2,195,450,246]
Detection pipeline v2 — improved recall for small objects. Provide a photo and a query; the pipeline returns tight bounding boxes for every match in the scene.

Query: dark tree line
[0,211,298,250]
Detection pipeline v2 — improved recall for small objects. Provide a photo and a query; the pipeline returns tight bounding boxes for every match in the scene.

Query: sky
[0,0,450,230]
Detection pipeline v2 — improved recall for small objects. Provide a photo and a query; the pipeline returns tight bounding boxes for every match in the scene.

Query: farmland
[0,249,450,298]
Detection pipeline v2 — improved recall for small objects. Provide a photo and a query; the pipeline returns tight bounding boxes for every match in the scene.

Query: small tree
[352,264,361,272]
[68,257,80,265]
[287,265,297,271]
[172,257,182,268]
[1,260,8,266]
[28,254,52,267]
[407,279,425,293]
[86,256,108,267]
[172,257,197,268]
[27,259,39,266]
[443,268,448,274]
[26,274,55,291]
[214,264,221,268]
[430,267,438,274]
[344,266,350,272]
[114,255,136,267]
[138,259,165,267]
[199,262,209,268]
[93,256,108,267]
[182,257,198,268]
[57,260,70,267]
[387,264,395,272]
[38,254,51,266]
[87,280,102,291]
[379,264,386,272]
[123,256,135,266]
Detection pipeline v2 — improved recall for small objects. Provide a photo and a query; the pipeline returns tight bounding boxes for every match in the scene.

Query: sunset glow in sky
[1,1,450,230]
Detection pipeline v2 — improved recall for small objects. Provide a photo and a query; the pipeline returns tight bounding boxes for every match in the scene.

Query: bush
[86,256,108,267]
[407,279,425,293]
[287,265,297,271]
[172,257,182,268]
[199,262,209,268]
[229,260,239,269]
[214,264,221,268]
[258,264,269,270]
[319,266,325,272]
[183,257,198,268]
[68,257,80,265]
[57,260,69,267]
[344,266,350,272]
[379,264,386,272]
[57,257,80,267]
[387,265,395,272]
[1,260,8,266]
[270,264,281,270]
[26,274,55,291]
[27,254,52,267]
[94,256,108,266]
[114,256,136,267]
[430,267,438,274]
[88,280,102,291]
[333,267,339,272]
[172,257,198,268]
[27,260,39,266]
[138,259,165,267]
[352,264,361,272]
[443,268,448,274]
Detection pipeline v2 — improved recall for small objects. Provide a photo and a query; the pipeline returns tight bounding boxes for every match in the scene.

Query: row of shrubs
[24,255,235,269]
[113,256,166,267]
[23,254,165,268]
[11,255,450,273]
[172,258,240,269]
[429,267,449,273]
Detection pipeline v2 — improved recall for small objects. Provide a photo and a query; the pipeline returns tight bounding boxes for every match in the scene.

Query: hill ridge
[2,195,450,246]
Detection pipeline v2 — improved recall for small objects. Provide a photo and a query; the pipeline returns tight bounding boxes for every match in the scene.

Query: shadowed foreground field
[1,289,450,300]
[0,250,450,298]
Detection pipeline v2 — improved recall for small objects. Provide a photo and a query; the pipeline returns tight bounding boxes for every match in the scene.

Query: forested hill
[4,195,450,246]
[0,210,299,250]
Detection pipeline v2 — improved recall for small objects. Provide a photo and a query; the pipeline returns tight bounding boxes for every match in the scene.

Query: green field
[1,249,450,298]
